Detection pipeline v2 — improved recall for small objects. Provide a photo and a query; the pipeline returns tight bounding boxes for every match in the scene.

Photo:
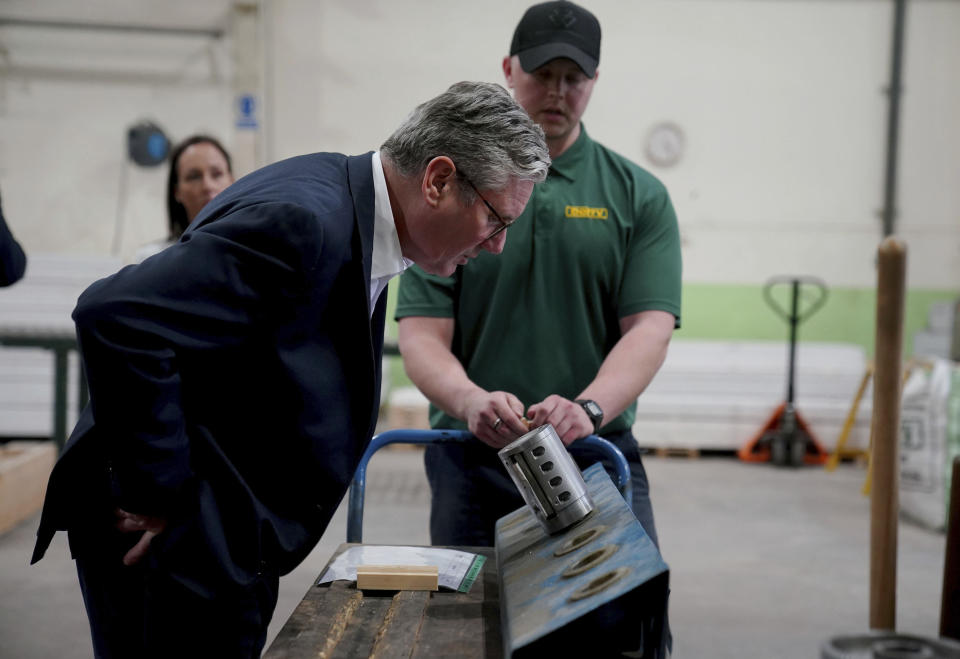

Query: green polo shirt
[395,125,682,433]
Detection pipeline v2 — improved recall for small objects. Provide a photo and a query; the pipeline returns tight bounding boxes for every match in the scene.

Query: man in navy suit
[31,80,550,659]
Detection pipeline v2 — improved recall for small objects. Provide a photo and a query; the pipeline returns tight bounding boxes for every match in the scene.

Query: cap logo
[549,7,577,29]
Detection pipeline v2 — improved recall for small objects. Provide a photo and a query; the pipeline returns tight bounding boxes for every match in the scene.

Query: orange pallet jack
[739,276,831,467]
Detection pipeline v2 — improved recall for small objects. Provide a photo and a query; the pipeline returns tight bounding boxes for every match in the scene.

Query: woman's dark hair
[165,135,233,239]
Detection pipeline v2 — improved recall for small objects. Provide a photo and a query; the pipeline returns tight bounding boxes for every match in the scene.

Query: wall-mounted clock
[644,122,685,168]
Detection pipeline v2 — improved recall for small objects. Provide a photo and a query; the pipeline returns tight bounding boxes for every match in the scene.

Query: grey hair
[381,81,550,201]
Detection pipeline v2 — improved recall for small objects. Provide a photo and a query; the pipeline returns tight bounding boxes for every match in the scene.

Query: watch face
[580,399,603,434]
[576,400,603,430]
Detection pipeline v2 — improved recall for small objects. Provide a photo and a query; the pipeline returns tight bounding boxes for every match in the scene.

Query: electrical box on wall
[127,121,170,167]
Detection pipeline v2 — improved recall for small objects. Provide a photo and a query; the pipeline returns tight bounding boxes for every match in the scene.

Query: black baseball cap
[509,1,601,77]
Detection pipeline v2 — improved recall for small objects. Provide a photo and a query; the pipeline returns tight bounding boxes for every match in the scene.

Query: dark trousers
[74,530,279,659]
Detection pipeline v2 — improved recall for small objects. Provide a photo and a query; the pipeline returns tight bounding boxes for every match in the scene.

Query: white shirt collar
[370,151,413,280]
[368,152,413,316]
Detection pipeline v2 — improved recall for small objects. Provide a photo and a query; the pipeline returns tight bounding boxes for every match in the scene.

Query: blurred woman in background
[136,135,234,261]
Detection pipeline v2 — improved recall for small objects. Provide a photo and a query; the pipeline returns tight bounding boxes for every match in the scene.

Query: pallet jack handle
[762,276,828,403]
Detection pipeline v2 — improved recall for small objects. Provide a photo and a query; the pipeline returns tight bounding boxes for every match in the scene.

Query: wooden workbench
[265,544,500,658]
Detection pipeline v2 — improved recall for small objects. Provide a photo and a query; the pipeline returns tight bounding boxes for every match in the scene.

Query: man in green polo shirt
[396,1,681,551]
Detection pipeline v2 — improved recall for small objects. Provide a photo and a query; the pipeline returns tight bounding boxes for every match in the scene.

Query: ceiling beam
[0,17,223,39]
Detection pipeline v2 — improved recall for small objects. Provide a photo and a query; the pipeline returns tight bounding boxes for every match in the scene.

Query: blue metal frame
[346,429,632,543]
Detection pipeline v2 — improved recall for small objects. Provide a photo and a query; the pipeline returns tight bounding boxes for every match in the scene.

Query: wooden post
[941,457,960,640]
[869,237,906,630]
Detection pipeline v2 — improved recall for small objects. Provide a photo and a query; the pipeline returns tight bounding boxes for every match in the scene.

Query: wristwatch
[574,399,604,434]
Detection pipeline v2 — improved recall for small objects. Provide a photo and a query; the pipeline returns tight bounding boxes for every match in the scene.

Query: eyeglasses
[460,175,514,242]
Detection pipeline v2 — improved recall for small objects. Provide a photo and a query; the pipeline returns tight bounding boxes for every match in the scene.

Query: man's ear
[421,156,457,208]
[502,55,515,89]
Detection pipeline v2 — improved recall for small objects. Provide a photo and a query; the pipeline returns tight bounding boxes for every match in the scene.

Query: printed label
[565,205,609,220]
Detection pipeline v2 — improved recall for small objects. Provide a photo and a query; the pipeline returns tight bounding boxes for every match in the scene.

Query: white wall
[0,3,236,259]
[1,0,957,286]
[898,1,960,289]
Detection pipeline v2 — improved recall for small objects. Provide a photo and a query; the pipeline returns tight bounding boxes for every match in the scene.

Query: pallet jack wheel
[790,433,808,467]
[770,433,788,467]
[771,433,807,467]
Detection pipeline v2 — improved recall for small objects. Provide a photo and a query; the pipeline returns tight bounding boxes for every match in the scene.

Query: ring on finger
[492,417,503,431]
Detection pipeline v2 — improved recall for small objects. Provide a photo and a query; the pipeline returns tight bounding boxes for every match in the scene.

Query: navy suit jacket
[33,152,387,594]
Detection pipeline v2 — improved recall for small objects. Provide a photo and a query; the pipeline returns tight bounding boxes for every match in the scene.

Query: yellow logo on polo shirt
[565,205,609,220]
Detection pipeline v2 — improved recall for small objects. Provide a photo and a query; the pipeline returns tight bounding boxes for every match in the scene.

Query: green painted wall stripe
[385,282,958,390]
[676,283,958,357]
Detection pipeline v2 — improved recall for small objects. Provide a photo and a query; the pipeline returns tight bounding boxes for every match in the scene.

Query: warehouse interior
[0,1,958,657]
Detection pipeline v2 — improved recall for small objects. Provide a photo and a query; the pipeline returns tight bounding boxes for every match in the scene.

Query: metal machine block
[495,462,670,657]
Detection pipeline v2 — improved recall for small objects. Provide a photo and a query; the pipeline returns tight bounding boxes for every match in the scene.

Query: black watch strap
[574,399,604,434]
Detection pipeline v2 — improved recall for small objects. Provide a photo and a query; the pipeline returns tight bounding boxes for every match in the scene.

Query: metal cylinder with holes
[498,424,595,534]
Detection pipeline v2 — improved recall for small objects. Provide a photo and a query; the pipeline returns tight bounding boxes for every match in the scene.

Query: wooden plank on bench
[0,441,57,534]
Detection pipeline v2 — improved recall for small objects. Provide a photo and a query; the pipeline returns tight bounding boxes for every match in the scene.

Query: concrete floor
[0,448,949,658]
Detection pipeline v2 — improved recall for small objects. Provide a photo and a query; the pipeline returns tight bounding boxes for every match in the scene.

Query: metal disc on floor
[821,632,960,659]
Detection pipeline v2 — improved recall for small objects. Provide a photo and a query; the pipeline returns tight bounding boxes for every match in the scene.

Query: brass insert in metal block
[562,544,619,578]
[568,567,630,602]
[553,524,607,557]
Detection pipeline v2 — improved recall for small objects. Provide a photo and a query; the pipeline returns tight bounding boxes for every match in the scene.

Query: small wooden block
[356,565,439,591]
[653,447,701,459]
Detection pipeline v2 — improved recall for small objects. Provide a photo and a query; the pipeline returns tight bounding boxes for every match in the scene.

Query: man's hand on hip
[114,508,168,566]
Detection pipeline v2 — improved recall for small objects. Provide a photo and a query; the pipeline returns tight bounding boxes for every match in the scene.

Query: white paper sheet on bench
[316,545,485,592]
